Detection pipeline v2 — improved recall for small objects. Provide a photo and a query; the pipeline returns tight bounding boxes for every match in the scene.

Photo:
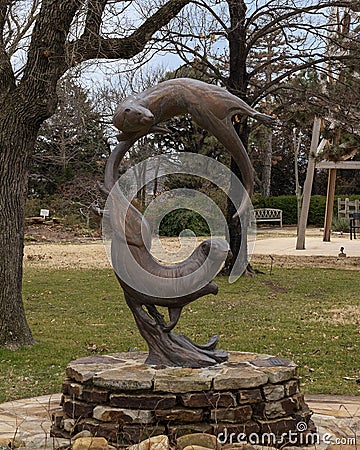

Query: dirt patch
[309,306,360,325]
[25,224,101,243]
[24,242,110,269]
[262,279,288,293]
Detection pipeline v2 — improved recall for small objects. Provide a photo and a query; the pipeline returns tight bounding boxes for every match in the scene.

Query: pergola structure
[296,117,359,249]
[317,160,360,241]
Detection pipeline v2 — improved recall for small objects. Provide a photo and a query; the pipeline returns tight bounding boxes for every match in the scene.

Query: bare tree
[0,0,191,349]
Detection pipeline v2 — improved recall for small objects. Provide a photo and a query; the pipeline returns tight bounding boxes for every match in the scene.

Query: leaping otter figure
[113,78,276,211]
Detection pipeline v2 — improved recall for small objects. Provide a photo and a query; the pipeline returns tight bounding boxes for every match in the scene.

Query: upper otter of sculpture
[112,78,276,217]
[113,78,276,142]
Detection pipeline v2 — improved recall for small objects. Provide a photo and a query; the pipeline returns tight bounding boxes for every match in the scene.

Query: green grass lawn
[0,266,359,403]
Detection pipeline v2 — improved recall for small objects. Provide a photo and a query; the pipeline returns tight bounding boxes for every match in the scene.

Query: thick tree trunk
[0,111,38,348]
[223,0,254,275]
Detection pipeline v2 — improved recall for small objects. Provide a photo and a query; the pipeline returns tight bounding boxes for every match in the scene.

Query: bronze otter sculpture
[103,78,276,367]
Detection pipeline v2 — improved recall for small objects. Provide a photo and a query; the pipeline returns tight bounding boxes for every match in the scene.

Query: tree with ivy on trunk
[0,0,192,349]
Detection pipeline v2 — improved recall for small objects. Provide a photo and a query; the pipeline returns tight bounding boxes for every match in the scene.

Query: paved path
[253,228,360,257]
[0,393,359,449]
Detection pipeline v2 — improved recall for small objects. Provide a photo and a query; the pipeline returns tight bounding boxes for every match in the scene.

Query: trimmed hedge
[252,195,360,226]
[159,208,210,236]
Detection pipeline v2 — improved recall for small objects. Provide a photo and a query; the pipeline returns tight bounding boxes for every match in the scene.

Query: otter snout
[140,110,155,125]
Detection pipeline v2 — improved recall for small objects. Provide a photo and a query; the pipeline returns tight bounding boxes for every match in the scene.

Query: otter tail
[190,106,254,219]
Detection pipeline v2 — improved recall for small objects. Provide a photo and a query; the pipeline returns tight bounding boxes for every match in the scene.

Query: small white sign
[40,209,50,218]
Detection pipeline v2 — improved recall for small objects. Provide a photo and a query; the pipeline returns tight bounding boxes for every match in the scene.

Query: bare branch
[68,0,191,63]
[82,0,108,39]
[7,0,40,57]
[247,1,360,51]
[249,54,357,104]
[0,0,15,94]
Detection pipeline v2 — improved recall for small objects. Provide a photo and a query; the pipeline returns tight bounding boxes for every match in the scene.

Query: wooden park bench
[254,208,283,227]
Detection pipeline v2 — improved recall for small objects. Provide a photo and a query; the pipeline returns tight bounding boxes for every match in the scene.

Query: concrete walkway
[253,227,360,257]
[0,393,359,449]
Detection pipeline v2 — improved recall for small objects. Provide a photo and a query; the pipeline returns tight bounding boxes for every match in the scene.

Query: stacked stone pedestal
[51,352,314,447]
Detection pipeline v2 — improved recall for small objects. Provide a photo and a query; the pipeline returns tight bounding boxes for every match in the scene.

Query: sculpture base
[51,352,315,447]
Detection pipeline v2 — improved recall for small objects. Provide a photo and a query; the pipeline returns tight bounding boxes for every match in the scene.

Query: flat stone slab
[153,368,214,393]
[65,351,298,392]
[94,367,155,391]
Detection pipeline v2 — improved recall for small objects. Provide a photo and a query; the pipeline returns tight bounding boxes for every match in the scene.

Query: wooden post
[323,168,337,241]
[296,117,322,250]
[323,126,341,242]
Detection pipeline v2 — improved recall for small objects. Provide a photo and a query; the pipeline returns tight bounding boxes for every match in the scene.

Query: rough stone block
[210,406,253,423]
[228,352,261,364]
[155,408,203,423]
[62,379,71,394]
[63,418,76,432]
[237,389,263,404]
[254,393,304,419]
[67,382,83,398]
[176,433,219,450]
[66,364,98,383]
[168,423,213,439]
[127,435,169,450]
[284,379,299,397]
[119,425,166,446]
[261,367,297,384]
[76,418,120,442]
[52,411,63,427]
[110,393,177,409]
[50,423,71,439]
[213,368,268,390]
[93,406,154,424]
[72,430,92,440]
[66,353,150,384]
[258,417,298,436]
[63,398,94,419]
[213,421,261,443]
[182,446,214,450]
[83,388,109,404]
[94,368,154,391]
[180,392,236,408]
[72,436,109,450]
[263,385,285,401]
[154,368,213,393]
